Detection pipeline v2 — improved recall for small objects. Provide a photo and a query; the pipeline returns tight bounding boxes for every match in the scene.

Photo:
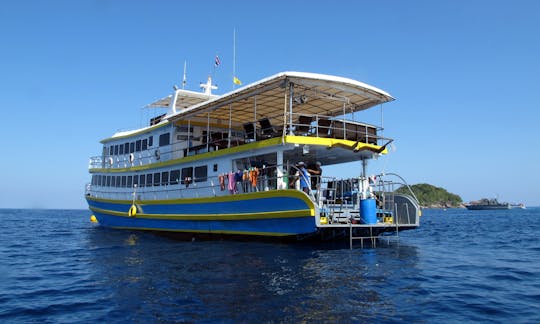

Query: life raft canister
[128,204,137,217]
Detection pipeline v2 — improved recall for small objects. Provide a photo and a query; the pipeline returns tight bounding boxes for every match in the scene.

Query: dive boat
[465,198,511,210]
[85,71,420,242]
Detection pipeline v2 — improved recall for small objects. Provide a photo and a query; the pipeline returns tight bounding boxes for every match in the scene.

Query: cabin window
[124,143,129,154]
[146,173,153,187]
[194,165,207,182]
[106,176,111,187]
[136,140,142,152]
[142,139,148,151]
[130,142,135,153]
[181,167,193,184]
[121,176,127,187]
[119,144,124,155]
[114,145,119,155]
[161,171,169,186]
[113,176,119,187]
[139,174,145,187]
[213,164,218,172]
[148,136,153,147]
[133,174,138,187]
[127,176,132,188]
[159,133,170,147]
[170,170,180,185]
[109,146,113,156]
[153,172,161,186]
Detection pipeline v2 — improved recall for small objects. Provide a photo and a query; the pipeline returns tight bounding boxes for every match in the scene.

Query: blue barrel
[360,198,377,224]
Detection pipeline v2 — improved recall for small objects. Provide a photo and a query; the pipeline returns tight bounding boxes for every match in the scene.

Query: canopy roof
[146,89,218,110]
[166,72,394,125]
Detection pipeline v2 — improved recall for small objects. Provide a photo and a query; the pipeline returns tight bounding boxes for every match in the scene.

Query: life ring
[108,157,114,166]
[128,204,137,217]
[129,153,134,163]
[155,149,160,160]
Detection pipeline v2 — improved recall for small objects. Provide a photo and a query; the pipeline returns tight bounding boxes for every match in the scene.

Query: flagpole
[233,28,236,90]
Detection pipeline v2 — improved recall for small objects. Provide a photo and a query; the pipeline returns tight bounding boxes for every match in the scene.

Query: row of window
[104,133,171,157]
[91,165,207,188]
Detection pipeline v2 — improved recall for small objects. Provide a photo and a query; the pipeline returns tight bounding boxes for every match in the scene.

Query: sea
[0,208,539,323]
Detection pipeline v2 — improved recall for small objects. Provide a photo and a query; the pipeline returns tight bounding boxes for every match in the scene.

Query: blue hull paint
[86,193,317,236]
[92,211,316,236]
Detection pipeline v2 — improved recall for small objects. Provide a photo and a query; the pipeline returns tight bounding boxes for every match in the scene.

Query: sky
[1,0,539,209]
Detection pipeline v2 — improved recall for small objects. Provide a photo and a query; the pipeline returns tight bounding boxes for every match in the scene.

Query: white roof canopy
[166,72,394,125]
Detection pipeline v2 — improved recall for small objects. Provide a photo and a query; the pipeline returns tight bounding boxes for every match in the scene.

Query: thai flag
[214,55,221,67]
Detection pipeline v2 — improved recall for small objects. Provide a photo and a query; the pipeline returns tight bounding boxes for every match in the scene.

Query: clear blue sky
[1,0,539,209]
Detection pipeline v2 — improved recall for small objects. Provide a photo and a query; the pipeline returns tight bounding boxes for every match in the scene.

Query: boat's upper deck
[91,72,394,171]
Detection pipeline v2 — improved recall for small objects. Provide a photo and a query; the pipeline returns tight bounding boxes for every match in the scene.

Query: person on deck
[308,161,322,190]
[297,162,311,194]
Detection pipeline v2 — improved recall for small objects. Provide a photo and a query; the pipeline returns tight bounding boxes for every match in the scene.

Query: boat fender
[128,204,137,217]
[129,153,134,163]
[155,149,160,160]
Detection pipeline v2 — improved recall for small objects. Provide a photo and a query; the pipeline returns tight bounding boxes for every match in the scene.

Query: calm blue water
[1,208,539,323]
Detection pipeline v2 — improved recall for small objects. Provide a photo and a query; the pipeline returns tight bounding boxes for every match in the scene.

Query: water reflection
[85,227,421,321]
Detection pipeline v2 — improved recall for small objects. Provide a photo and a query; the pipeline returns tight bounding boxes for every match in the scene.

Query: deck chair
[296,115,313,135]
[345,122,358,141]
[243,122,256,141]
[331,121,345,139]
[316,118,332,137]
[259,118,277,138]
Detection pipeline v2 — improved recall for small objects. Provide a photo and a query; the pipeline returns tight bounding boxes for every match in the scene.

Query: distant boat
[465,198,510,210]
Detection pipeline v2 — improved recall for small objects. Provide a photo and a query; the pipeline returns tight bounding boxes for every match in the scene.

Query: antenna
[182,60,187,89]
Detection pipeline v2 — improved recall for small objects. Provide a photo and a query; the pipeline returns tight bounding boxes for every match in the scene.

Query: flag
[233,76,242,85]
[214,55,221,67]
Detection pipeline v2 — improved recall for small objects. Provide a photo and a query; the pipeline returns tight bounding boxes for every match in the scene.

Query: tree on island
[395,183,462,208]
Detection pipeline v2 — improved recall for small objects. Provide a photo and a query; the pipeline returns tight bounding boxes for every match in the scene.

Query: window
[146,173,153,187]
[161,171,169,186]
[114,145,119,155]
[148,136,153,147]
[170,170,180,185]
[130,142,135,153]
[116,176,121,187]
[139,174,146,187]
[133,174,138,187]
[181,167,193,184]
[119,144,124,155]
[194,165,207,182]
[136,140,142,152]
[127,176,132,188]
[159,133,170,146]
[153,172,161,186]
[121,176,127,187]
[91,175,96,186]
[109,146,113,156]
[124,143,129,154]
[106,176,111,187]
[213,164,218,172]
[142,139,148,151]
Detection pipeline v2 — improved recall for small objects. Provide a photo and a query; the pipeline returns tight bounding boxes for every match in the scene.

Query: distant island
[395,183,463,208]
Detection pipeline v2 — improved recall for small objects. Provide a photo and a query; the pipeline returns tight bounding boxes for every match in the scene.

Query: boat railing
[85,164,319,202]
[88,113,389,170]
[314,173,421,226]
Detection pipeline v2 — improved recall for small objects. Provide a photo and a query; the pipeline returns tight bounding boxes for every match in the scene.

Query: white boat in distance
[86,71,421,242]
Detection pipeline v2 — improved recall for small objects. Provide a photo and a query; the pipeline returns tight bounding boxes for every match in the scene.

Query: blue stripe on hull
[92,211,316,236]
[88,196,310,215]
